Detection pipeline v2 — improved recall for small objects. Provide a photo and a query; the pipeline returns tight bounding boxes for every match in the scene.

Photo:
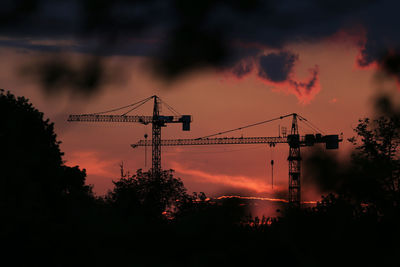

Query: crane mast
[152,96,162,176]
[131,113,341,206]
[288,114,301,207]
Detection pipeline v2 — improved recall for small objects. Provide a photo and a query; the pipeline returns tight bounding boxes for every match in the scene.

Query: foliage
[0,90,92,214]
[106,169,192,220]
[348,116,400,211]
[349,117,400,162]
[305,115,400,218]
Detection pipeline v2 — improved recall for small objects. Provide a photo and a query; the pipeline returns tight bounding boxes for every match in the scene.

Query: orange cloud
[170,162,284,194]
[217,195,288,203]
[329,98,338,104]
[66,150,119,179]
[354,54,379,71]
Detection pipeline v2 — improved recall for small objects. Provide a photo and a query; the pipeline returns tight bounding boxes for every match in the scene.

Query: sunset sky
[2,0,400,203]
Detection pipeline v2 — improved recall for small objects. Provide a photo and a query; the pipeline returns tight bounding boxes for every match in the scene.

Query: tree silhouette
[348,116,400,215]
[107,168,192,221]
[0,90,92,218]
[305,115,399,208]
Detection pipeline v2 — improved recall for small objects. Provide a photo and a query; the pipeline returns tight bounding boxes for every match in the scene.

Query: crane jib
[131,134,341,149]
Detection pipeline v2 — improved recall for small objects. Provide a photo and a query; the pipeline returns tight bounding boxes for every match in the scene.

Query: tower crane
[131,113,342,206]
[67,95,192,176]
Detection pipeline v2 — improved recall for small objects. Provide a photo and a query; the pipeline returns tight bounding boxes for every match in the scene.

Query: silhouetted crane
[68,95,192,176]
[131,113,342,206]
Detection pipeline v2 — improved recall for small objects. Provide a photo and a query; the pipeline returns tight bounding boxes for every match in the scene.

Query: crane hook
[271,159,274,189]
[144,133,148,168]
[269,143,275,189]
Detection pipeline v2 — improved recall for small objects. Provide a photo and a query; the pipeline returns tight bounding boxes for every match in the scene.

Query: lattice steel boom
[131,136,287,147]
[288,114,301,207]
[68,114,188,124]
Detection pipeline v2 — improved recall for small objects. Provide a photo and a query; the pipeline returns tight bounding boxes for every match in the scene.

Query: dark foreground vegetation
[0,90,399,267]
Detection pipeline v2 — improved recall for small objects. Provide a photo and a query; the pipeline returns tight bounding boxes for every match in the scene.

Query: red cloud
[256,65,321,104]
[171,162,285,195]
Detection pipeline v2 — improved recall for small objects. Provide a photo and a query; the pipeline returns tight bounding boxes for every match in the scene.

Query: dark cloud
[289,66,319,96]
[0,37,161,57]
[1,0,399,93]
[254,50,320,99]
[231,59,254,78]
[0,1,381,56]
[374,51,400,86]
[151,27,228,79]
[258,51,298,82]
[22,56,104,96]
[355,1,400,67]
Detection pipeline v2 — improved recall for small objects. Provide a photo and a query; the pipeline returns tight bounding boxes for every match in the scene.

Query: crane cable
[196,113,295,139]
[90,95,184,117]
[91,96,153,115]
[269,143,275,189]
[298,115,325,134]
[121,99,151,116]
[159,98,181,116]
[298,118,318,133]
[144,132,148,167]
